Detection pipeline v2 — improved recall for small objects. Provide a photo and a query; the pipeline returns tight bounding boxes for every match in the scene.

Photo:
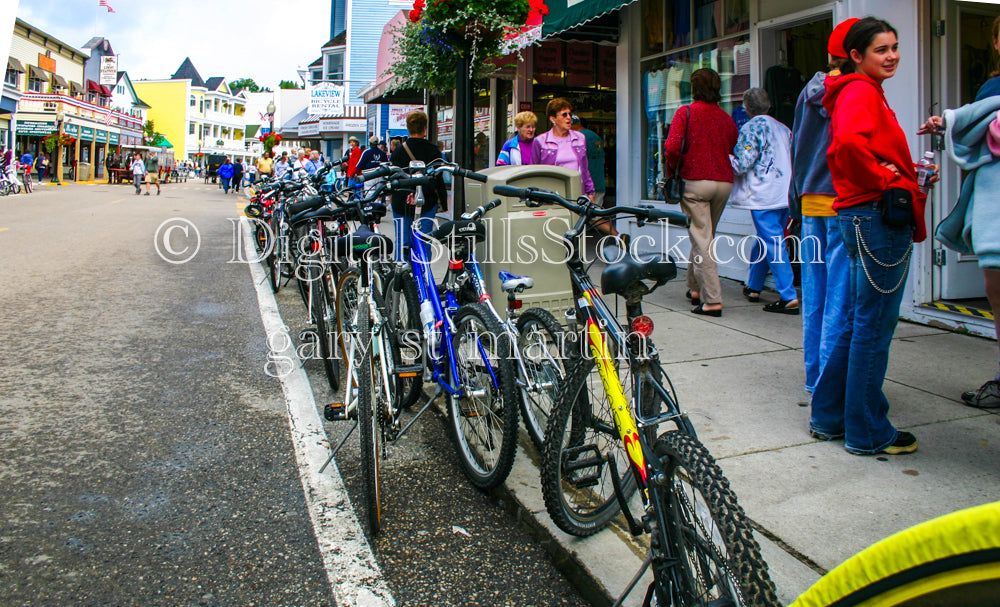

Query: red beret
[828,18,860,58]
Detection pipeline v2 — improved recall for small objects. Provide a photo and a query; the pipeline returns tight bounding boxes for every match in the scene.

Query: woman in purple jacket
[529,98,595,200]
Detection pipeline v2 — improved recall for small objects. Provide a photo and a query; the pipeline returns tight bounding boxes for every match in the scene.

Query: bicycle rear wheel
[652,431,778,607]
[335,268,360,370]
[23,173,32,193]
[515,307,569,451]
[354,298,382,535]
[382,266,422,409]
[310,265,340,393]
[447,303,520,490]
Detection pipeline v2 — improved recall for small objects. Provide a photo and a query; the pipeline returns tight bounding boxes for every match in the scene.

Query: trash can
[77,162,92,181]
[465,165,583,320]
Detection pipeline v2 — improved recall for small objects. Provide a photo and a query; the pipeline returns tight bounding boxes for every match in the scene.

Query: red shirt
[823,73,927,241]
[346,146,363,177]
[664,100,739,183]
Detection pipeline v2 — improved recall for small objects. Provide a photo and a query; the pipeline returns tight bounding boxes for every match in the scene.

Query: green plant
[42,133,75,154]
[389,0,545,92]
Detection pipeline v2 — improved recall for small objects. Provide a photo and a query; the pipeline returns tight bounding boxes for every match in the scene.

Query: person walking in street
[809,17,935,455]
[218,157,234,194]
[36,153,49,181]
[274,152,290,180]
[919,14,1000,410]
[304,150,322,175]
[729,87,800,315]
[144,152,161,196]
[130,152,146,195]
[356,135,389,193]
[498,111,537,166]
[663,68,739,317]
[19,149,33,178]
[794,18,857,395]
[232,158,244,193]
[389,110,447,256]
[256,152,273,181]
[345,136,363,187]
[246,157,257,185]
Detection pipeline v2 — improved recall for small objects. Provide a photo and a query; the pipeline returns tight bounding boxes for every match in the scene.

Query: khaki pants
[680,179,732,305]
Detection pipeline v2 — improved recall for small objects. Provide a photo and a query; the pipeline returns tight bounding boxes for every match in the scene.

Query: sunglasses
[556,111,573,117]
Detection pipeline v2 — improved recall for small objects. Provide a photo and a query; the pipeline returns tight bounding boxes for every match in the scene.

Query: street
[0,180,588,606]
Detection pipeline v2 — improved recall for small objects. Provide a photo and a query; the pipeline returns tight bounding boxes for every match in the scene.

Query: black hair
[841,17,898,74]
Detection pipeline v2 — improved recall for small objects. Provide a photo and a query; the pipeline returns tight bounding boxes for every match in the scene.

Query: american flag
[105,112,113,126]
[99,0,115,13]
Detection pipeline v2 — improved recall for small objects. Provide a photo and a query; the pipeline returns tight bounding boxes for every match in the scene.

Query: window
[199,99,204,113]
[189,122,196,135]
[189,95,195,106]
[28,75,44,93]
[639,0,750,199]
[325,52,344,84]
[311,70,322,85]
[4,68,18,87]
[117,84,124,94]
[213,100,219,112]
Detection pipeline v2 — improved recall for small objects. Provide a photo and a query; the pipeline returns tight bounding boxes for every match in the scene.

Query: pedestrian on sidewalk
[232,158,244,193]
[218,157,234,194]
[144,152,161,196]
[810,17,936,455]
[498,111,536,166]
[256,152,273,181]
[130,152,146,195]
[728,87,800,315]
[918,15,1000,410]
[389,110,446,258]
[793,19,856,396]
[663,69,739,317]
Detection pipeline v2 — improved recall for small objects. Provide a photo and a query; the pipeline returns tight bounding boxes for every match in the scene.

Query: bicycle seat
[498,271,534,294]
[429,219,486,243]
[333,226,392,260]
[601,254,677,297]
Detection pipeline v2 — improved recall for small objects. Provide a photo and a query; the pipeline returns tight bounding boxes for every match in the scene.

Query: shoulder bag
[663,105,690,204]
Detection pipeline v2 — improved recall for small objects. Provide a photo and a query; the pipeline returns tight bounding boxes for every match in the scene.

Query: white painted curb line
[241,217,394,607]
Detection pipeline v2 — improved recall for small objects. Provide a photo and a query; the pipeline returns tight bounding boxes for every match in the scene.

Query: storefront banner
[100,56,118,86]
[96,130,108,143]
[308,82,345,117]
[109,132,120,145]
[16,120,56,136]
[298,121,321,137]
[320,118,367,132]
[80,127,94,141]
[566,45,595,87]
[63,124,79,136]
[389,105,426,130]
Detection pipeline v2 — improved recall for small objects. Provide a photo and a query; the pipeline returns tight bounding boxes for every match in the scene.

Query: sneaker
[961,379,1000,409]
[880,431,918,455]
[810,430,840,441]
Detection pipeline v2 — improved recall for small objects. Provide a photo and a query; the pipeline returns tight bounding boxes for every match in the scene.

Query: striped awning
[27,65,50,80]
[70,81,85,96]
[7,57,24,72]
[51,74,68,90]
[542,0,638,37]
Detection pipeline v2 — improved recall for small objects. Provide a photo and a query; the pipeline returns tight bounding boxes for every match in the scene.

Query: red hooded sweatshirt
[822,73,927,242]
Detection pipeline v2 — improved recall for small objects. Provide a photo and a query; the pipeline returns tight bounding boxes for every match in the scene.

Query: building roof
[171,57,205,88]
[82,37,114,54]
[321,31,347,49]
[204,77,229,93]
[309,56,323,69]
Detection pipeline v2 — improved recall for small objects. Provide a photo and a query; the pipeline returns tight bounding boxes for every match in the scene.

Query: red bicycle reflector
[448,259,464,270]
[532,211,547,217]
[509,299,523,310]
[311,240,321,252]
[631,315,654,337]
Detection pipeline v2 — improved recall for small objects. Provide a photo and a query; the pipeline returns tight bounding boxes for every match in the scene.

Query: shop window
[325,52,344,84]
[642,0,748,51]
[5,68,18,87]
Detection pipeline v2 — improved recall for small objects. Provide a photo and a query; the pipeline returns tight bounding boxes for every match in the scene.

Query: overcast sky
[15,0,330,89]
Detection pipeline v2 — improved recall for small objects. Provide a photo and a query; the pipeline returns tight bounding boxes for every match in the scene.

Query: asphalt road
[0,179,588,606]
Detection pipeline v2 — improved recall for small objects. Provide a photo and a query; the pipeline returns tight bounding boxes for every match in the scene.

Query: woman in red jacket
[663,68,739,316]
[809,18,935,455]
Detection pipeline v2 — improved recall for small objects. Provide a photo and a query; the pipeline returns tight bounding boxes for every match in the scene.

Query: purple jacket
[527,130,595,195]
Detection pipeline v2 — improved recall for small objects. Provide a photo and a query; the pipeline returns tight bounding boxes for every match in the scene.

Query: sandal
[691,304,722,317]
[685,290,701,306]
[742,286,760,302]
[763,299,800,315]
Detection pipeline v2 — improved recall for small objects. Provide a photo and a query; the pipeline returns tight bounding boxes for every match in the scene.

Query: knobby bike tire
[515,307,571,452]
[23,174,32,193]
[382,267,422,410]
[310,264,340,393]
[354,299,382,536]
[266,216,282,293]
[541,356,639,537]
[335,269,360,379]
[791,501,1000,607]
[447,302,520,490]
[652,431,778,607]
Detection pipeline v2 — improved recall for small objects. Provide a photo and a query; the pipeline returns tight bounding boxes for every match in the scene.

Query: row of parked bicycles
[0,167,32,195]
[242,159,778,606]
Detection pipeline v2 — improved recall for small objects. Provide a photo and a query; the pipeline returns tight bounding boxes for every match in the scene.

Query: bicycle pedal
[323,402,348,421]
[395,365,422,378]
[299,329,318,342]
[562,444,604,488]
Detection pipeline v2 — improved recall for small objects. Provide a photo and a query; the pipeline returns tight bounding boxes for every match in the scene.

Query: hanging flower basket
[42,133,76,154]
[390,0,547,92]
[258,132,282,153]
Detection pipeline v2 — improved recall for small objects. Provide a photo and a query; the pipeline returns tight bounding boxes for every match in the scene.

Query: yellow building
[133,58,247,164]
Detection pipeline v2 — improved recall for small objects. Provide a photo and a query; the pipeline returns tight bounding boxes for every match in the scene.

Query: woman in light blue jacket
[497,111,537,166]
[730,88,799,314]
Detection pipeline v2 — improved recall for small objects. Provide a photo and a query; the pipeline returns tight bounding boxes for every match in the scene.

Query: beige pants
[680,179,733,305]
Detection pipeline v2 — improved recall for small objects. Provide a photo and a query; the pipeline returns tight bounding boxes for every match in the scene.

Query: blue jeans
[810,206,913,454]
[393,204,438,262]
[221,177,232,193]
[801,215,851,393]
[746,208,797,301]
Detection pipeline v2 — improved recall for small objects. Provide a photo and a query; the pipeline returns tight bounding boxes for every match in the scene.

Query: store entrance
[757,15,832,129]
[932,2,1000,316]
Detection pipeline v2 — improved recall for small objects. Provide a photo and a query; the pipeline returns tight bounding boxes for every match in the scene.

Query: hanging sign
[100,56,118,86]
[308,82,345,117]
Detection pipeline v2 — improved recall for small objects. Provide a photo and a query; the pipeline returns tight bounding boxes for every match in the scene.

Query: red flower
[409,0,425,21]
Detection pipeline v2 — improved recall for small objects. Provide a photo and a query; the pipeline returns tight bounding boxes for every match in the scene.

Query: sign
[80,127,95,141]
[320,118,367,132]
[37,54,56,72]
[109,132,120,145]
[519,102,532,112]
[298,121,321,137]
[15,120,56,136]
[64,123,79,136]
[308,82,345,116]
[96,130,108,143]
[388,105,426,130]
[100,56,118,86]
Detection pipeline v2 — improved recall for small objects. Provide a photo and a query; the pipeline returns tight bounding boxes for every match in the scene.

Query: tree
[230,78,263,94]
[278,80,303,90]
[142,119,167,147]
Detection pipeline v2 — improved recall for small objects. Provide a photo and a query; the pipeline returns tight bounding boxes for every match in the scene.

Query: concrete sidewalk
[498,272,1000,606]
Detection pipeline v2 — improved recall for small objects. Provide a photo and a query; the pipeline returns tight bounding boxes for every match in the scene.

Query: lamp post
[53,111,64,184]
[266,100,276,155]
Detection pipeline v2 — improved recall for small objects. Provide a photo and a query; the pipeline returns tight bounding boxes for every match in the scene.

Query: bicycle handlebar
[492,185,690,227]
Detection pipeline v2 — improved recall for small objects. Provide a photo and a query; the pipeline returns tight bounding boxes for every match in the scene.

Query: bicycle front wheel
[541,357,638,537]
[310,265,340,393]
[382,266,422,409]
[515,307,570,451]
[652,431,778,607]
[354,298,382,535]
[447,303,520,490]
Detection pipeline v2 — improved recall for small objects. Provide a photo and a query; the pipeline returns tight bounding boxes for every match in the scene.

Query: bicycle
[0,168,21,195]
[21,167,32,194]
[494,184,779,607]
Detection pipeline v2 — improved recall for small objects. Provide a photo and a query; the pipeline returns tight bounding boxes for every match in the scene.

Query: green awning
[245,124,260,138]
[151,135,173,148]
[542,0,637,37]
